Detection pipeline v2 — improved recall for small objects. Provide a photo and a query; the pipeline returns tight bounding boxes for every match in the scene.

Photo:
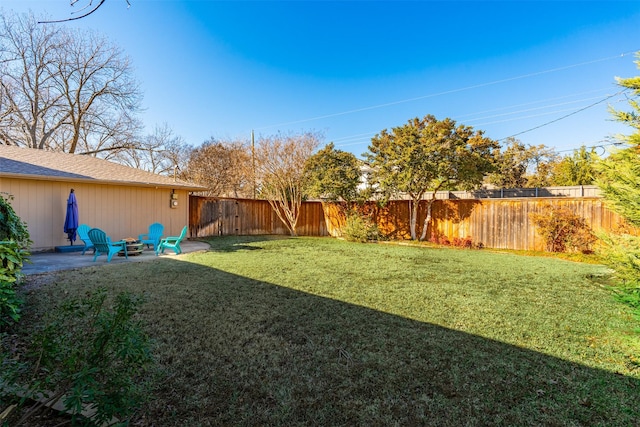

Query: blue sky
[4,1,640,158]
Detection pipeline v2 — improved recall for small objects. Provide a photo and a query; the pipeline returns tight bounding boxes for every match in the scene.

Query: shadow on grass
[204,235,288,253]
[18,255,640,426]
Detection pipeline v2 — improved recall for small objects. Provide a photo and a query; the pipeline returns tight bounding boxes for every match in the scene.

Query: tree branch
[39,0,108,24]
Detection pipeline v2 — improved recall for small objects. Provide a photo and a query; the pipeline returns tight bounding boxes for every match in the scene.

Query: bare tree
[0,13,67,149]
[40,0,131,24]
[56,29,141,155]
[162,132,192,178]
[183,138,252,197]
[114,123,189,174]
[0,11,142,156]
[71,109,141,159]
[254,131,321,236]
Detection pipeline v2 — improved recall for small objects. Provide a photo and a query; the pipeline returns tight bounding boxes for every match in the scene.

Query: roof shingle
[0,145,204,190]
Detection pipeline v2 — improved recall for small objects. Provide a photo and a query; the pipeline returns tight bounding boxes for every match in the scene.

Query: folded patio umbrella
[63,189,79,245]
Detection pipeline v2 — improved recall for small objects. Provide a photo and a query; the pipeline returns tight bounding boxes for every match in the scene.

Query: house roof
[0,145,205,191]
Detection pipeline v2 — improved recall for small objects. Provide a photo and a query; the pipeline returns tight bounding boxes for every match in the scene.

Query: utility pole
[251,130,256,199]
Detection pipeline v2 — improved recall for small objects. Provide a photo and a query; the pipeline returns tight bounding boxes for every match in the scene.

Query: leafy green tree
[597,53,640,226]
[304,143,362,202]
[365,115,498,241]
[487,138,560,188]
[486,137,530,188]
[595,52,640,311]
[551,146,600,186]
[597,148,640,226]
[523,144,560,188]
[610,55,640,148]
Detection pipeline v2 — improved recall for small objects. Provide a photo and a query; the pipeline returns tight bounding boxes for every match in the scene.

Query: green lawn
[13,236,640,425]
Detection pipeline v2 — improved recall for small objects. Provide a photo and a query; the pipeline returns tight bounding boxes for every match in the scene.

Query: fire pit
[118,238,144,256]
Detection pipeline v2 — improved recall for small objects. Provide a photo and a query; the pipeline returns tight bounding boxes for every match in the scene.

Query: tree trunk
[419,199,434,241]
[267,198,298,237]
[409,199,419,240]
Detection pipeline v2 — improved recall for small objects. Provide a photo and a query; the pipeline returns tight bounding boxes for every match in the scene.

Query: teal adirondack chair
[88,228,127,262]
[156,226,188,255]
[77,224,95,255]
[138,222,164,249]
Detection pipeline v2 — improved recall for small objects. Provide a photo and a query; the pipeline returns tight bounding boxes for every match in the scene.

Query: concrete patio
[22,240,211,275]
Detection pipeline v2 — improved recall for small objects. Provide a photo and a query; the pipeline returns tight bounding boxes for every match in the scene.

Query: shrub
[596,233,640,323]
[452,236,474,249]
[0,194,30,326]
[2,288,153,426]
[0,193,31,248]
[597,233,640,287]
[342,214,383,242]
[429,233,451,246]
[430,233,479,249]
[0,242,26,326]
[530,205,596,253]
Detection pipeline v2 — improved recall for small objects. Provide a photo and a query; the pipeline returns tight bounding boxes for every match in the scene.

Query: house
[0,145,205,251]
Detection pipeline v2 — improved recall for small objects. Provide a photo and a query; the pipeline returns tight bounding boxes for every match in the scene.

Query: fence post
[217,200,223,236]
[235,200,239,235]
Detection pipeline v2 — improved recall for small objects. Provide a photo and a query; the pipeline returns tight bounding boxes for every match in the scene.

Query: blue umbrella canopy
[63,189,79,245]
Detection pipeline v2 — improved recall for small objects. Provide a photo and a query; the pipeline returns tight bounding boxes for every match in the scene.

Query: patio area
[22,240,211,275]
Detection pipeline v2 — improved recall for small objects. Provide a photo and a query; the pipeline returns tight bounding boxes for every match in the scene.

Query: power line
[497,90,627,141]
[474,94,628,127]
[253,51,637,131]
[455,87,615,121]
[463,93,617,124]
[555,139,609,154]
[331,89,617,144]
[331,91,629,155]
[331,131,376,142]
[331,91,629,150]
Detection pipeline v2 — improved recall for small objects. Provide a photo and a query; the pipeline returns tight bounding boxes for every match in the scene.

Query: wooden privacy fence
[190,196,628,251]
[322,198,628,251]
[189,197,328,237]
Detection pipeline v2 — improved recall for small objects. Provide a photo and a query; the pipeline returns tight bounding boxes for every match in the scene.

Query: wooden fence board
[189,196,631,251]
[190,197,327,237]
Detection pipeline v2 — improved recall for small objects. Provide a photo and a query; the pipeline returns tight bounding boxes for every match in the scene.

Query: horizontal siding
[1,177,190,251]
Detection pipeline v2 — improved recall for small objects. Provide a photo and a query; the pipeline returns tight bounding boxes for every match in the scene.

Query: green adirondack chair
[156,226,188,255]
[138,222,164,249]
[88,228,127,262]
[77,224,95,255]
